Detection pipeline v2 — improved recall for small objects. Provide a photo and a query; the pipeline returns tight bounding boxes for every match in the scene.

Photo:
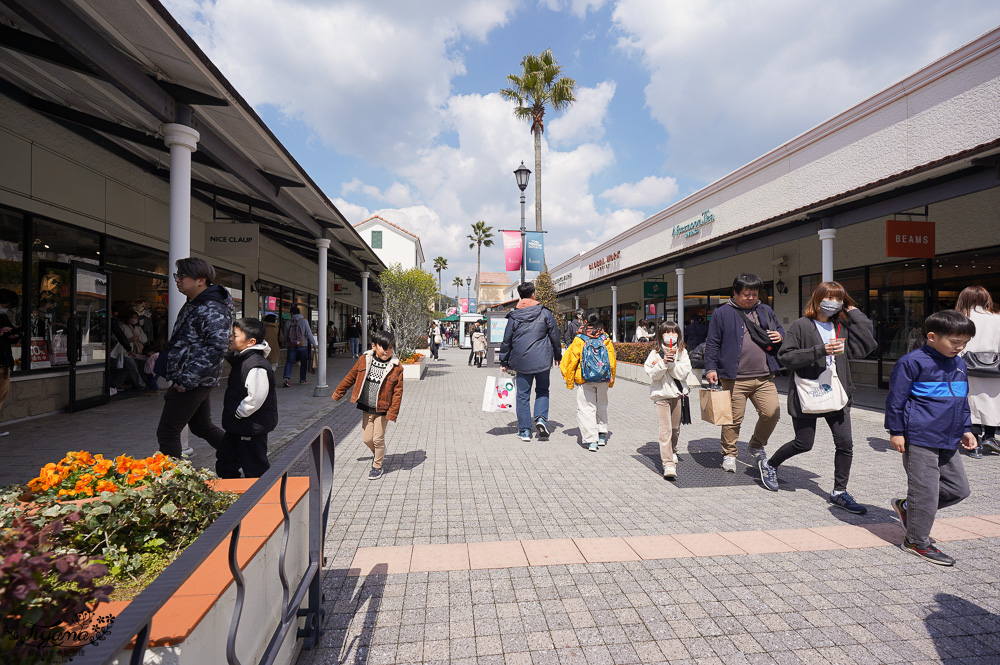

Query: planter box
[101,477,311,665]
[615,361,648,384]
[401,355,427,380]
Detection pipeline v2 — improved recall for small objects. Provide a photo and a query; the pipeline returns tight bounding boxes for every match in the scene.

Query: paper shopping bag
[699,388,733,425]
[482,373,516,413]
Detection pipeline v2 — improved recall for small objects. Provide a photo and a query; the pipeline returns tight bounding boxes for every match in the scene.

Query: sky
[162,0,1000,292]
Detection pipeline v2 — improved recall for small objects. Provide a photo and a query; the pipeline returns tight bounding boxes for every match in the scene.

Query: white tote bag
[481,372,517,413]
[794,359,848,414]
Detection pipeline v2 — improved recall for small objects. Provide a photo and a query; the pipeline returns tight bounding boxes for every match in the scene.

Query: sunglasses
[172,273,189,281]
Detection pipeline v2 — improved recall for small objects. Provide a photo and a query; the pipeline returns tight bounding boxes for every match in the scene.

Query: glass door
[68,263,110,411]
[877,288,928,388]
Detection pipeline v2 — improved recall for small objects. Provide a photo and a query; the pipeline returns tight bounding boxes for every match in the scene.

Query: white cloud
[600,175,678,208]
[341,179,414,207]
[547,81,616,146]
[538,0,608,18]
[165,0,517,166]
[612,0,1000,182]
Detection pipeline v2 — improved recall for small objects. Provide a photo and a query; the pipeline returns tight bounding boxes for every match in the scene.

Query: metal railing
[73,421,336,665]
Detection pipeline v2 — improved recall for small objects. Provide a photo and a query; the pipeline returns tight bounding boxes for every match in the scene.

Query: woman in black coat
[757,281,878,514]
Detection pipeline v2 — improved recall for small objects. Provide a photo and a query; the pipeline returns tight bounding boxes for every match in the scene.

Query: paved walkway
[300,347,1000,665]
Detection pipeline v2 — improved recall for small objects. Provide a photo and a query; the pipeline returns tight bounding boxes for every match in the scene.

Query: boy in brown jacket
[332,330,404,480]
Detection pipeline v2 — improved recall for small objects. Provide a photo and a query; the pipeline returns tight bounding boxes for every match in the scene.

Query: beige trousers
[654,397,682,467]
[720,375,780,457]
[576,383,609,443]
[361,412,388,469]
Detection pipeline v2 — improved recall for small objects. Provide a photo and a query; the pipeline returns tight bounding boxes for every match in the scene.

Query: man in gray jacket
[499,282,562,442]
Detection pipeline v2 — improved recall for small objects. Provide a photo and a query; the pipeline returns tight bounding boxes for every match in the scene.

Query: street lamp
[513,161,531,286]
[466,277,472,312]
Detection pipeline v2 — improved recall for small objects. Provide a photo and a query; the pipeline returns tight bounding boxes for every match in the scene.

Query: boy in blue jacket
[886,310,978,566]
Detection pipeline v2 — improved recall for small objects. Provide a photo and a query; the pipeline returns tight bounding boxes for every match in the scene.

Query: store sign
[886,220,935,258]
[205,223,259,257]
[333,283,354,297]
[643,281,668,299]
[30,337,50,368]
[672,210,716,238]
[589,250,622,278]
[553,273,572,291]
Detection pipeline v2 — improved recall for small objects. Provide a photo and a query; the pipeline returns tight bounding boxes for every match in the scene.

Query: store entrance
[876,288,927,389]
[106,268,170,399]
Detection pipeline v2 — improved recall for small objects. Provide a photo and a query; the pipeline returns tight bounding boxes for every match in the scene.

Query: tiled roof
[354,215,420,240]
[478,272,510,285]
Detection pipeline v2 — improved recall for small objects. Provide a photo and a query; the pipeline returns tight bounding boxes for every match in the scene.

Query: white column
[160,123,200,333]
[314,239,330,397]
[611,285,618,342]
[676,268,686,327]
[574,296,580,311]
[818,228,837,283]
[361,271,370,352]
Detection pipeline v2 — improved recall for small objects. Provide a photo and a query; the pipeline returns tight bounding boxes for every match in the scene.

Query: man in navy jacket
[704,273,784,472]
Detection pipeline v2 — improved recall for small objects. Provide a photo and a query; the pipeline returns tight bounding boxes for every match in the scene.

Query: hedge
[611,341,656,364]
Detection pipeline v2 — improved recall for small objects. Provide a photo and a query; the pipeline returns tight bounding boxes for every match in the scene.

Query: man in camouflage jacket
[155,258,233,458]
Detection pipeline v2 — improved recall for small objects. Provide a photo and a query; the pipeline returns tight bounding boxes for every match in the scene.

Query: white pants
[576,383,609,444]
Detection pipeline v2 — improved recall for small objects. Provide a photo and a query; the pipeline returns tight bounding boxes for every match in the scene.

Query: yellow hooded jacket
[561,329,616,389]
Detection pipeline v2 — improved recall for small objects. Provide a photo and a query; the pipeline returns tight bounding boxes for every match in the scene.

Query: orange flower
[115,455,130,474]
[95,480,117,494]
[93,459,113,477]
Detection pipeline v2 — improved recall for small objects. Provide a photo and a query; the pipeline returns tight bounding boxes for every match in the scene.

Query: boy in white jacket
[644,322,699,479]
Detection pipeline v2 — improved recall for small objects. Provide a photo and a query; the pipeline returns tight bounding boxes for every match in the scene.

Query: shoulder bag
[965,351,1000,377]
[734,306,780,354]
[794,354,848,414]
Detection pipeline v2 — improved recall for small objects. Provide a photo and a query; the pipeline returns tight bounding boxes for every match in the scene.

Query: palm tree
[433,257,448,312]
[452,276,464,312]
[467,221,495,298]
[500,48,577,235]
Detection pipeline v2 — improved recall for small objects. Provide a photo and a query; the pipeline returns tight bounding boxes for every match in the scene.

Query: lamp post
[513,161,532,286]
[466,277,472,312]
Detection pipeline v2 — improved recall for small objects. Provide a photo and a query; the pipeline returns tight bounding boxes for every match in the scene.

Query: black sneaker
[368,467,383,480]
[983,437,1000,454]
[757,459,779,492]
[900,537,955,566]
[828,491,867,515]
[891,498,907,530]
[534,419,550,439]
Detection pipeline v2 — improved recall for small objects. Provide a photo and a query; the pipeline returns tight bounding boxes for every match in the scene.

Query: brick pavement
[299,346,1000,665]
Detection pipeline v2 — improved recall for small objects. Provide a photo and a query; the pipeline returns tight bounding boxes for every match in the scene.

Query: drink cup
[833,334,846,355]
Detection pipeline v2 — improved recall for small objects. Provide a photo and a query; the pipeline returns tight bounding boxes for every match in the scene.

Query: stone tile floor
[298,347,1000,664]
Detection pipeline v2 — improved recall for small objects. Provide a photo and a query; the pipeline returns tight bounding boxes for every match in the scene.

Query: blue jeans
[515,371,550,433]
[283,346,308,382]
[349,338,360,356]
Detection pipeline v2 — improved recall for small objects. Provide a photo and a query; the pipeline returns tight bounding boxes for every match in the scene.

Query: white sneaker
[0,431,8,437]
[722,456,737,473]
[181,446,194,456]
[663,465,677,479]
[109,387,118,396]
[672,453,679,463]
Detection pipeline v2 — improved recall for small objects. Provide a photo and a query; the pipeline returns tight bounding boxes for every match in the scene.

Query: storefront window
[0,209,25,372]
[29,220,100,370]
[213,267,244,318]
[105,237,168,276]
[869,260,927,289]
[257,280,281,321]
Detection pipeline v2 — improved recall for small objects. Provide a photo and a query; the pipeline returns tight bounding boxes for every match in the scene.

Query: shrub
[612,341,656,364]
[0,514,113,664]
[415,335,429,349]
[26,451,175,500]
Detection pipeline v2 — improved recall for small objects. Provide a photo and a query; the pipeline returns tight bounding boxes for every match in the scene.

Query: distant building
[354,215,425,270]
[476,272,511,312]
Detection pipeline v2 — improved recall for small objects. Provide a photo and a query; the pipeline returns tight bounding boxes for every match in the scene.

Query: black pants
[216,432,270,479]
[971,424,997,439]
[430,341,439,360]
[768,408,854,492]
[156,385,226,458]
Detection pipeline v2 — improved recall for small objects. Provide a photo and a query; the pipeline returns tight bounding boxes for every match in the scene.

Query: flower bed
[400,352,427,380]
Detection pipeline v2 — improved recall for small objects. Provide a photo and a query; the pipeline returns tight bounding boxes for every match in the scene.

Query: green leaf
[160,502,177,516]
[41,505,64,517]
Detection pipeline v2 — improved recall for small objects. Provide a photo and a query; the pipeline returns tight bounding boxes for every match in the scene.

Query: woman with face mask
[643,321,701,479]
[756,282,878,513]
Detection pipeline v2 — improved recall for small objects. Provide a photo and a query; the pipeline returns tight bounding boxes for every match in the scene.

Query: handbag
[964,351,1000,377]
[674,379,692,425]
[699,384,733,425]
[481,372,516,413]
[794,357,849,414]
[734,306,780,354]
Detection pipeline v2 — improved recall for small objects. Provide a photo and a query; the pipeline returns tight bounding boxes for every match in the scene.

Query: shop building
[354,215,425,270]
[551,26,1000,388]
[0,0,384,422]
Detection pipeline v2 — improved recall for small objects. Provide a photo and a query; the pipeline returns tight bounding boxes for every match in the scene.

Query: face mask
[663,334,678,346]
[129,319,138,325]
[819,300,843,316]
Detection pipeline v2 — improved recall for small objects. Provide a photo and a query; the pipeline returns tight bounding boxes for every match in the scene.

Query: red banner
[502,231,522,271]
[886,220,935,258]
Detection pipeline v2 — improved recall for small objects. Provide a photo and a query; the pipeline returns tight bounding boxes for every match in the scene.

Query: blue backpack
[577,333,611,383]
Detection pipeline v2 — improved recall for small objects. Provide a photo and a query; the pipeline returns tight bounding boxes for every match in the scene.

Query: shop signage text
[205,223,259,258]
[886,220,935,258]
[589,251,621,278]
[552,273,573,291]
[672,210,716,238]
[643,281,668,299]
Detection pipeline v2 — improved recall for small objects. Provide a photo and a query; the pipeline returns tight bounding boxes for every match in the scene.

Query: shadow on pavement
[316,566,385,665]
[867,436,892,453]
[925,593,1000,662]
[383,450,426,473]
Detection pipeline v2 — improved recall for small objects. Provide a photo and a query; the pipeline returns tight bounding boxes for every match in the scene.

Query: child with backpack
[560,312,616,452]
[644,321,700,479]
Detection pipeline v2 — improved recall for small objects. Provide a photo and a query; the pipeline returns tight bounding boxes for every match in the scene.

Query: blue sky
[164,0,1000,287]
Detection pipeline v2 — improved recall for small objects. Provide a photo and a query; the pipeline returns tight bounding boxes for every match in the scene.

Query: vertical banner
[460,298,469,313]
[502,231,522,271]
[525,232,544,271]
